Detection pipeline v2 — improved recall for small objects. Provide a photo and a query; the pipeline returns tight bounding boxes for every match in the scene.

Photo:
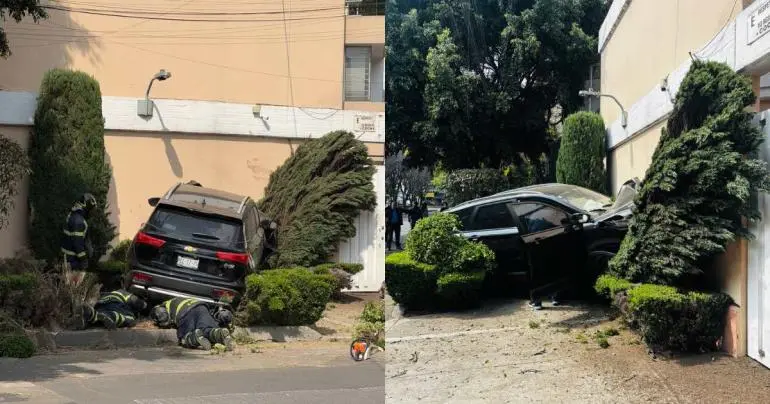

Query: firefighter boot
[96,311,117,330]
[210,328,235,351]
[73,304,96,330]
[183,329,212,350]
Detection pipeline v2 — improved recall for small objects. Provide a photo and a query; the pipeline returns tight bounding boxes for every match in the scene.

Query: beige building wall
[0,125,383,258]
[602,0,742,192]
[0,1,384,110]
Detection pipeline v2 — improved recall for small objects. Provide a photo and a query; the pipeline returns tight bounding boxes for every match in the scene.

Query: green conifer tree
[609,61,770,285]
[556,111,607,194]
[259,131,376,267]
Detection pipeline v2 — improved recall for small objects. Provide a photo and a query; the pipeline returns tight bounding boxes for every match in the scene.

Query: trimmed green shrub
[258,131,376,267]
[110,240,132,262]
[610,61,770,286]
[95,260,127,273]
[28,69,116,267]
[313,262,364,275]
[385,251,437,309]
[405,213,464,269]
[0,333,36,358]
[594,275,634,299]
[436,271,486,309]
[0,274,38,296]
[556,111,607,194]
[237,268,335,326]
[626,284,732,352]
[311,265,352,300]
[0,134,31,230]
[451,241,495,275]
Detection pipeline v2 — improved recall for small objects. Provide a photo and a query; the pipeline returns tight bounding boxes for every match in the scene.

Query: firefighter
[61,193,97,271]
[76,289,148,330]
[150,297,235,351]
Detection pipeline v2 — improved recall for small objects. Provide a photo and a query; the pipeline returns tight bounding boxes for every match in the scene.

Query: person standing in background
[385,200,403,250]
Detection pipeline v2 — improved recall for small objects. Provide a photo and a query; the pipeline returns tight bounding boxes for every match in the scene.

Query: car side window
[467,202,516,231]
[452,207,475,230]
[511,202,568,234]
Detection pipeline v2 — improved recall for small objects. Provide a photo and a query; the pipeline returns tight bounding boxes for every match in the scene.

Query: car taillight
[135,232,165,248]
[216,252,249,265]
[212,289,236,303]
[133,273,152,283]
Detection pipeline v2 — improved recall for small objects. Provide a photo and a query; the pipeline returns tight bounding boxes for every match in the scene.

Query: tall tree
[387,0,607,169]
[0,0,47,58]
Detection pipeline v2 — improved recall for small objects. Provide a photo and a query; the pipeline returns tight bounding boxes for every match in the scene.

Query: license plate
[176,256,199,270]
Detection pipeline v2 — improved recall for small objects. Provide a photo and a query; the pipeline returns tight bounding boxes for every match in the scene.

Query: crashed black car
[445,179,639,292]
[124,182,277,307]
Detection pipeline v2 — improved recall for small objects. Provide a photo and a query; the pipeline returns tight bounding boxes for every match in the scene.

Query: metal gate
[748,110,770,368]
[337,165,385,292]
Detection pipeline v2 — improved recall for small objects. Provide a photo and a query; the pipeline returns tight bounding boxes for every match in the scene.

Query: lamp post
[137,69,172,117]
[578,89,627,128]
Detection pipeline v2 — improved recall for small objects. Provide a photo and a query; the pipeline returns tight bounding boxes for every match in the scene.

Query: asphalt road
[0,342,384,404]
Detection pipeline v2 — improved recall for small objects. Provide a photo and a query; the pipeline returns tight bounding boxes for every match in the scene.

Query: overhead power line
[42,5,347,22]
[43,4,346,16]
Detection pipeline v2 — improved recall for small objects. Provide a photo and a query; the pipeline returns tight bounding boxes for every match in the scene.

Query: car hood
[593,178,640,223]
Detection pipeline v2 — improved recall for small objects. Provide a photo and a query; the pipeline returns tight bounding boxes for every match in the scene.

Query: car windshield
[530,184,612,212]
[146,205,244,249]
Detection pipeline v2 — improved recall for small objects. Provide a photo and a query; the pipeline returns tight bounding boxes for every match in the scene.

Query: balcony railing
[346,0,385,16]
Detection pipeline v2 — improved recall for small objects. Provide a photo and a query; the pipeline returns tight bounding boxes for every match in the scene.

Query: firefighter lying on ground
[75,289,148,330]
[151,297,235,351]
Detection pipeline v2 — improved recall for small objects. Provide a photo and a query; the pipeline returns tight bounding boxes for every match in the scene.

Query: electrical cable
[43,4,345,16]
[280,0,299,140]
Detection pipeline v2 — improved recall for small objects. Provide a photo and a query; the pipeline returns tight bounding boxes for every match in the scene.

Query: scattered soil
[385,299,770,403]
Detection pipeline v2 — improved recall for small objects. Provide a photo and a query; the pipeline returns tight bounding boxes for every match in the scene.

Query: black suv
[445,180,639,293]
[124,182,277,306]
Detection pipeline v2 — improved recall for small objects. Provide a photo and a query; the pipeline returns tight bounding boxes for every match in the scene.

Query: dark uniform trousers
[86,290,146,328]
[162,298,230,348]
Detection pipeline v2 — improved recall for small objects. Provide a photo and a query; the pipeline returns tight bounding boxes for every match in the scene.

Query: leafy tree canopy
[386,0,607,170]
[0,0,47,58]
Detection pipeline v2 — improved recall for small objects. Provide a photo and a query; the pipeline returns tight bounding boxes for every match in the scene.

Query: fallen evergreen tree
[609,60,770,286]
[258,131,376,267]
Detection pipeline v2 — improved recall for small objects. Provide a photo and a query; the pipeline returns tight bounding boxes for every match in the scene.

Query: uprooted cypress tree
[258,131,376,267]
[28,69,116,267]
[609,60,770,286]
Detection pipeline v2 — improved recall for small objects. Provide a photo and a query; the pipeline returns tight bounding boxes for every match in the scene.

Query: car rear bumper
[125,265,243,306]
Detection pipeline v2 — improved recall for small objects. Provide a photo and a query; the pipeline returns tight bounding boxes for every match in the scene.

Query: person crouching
[151,297,235,351]
[75,289,147,330]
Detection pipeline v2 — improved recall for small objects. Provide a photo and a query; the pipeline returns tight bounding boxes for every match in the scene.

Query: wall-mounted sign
[749,0,770,45]
[355,114,376,133]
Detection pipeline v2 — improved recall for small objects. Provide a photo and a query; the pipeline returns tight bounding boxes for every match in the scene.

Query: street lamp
[137,69,172,117]
[578,89,627,128]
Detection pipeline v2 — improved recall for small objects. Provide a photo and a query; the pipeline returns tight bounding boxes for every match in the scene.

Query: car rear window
[147,205,244,249]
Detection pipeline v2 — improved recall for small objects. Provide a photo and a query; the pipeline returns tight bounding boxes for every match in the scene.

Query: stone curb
[26,326,343,351]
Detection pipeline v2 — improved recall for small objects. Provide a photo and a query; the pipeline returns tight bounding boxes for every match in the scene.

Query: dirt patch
[314,293,378,337]
[385,299,770,403]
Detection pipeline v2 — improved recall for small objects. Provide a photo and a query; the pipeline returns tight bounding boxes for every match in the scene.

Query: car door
[462,201,527,277]
[513,201,586,288]
[242,205,261,273]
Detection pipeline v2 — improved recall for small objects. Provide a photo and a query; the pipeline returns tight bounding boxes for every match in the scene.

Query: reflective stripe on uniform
[61,248,87,257]
[63,229,86,237]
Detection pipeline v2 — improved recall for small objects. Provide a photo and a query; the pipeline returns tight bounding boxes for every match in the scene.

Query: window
[512,203,568,234]
[147,206,244,249]
[452,207,475,230]
[467,202,516,231]
[345,47,371,101]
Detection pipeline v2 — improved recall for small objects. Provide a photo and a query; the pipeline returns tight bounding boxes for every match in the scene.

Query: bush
[110,240,132,262]
[625,284,732,352]
[353,300,385,347]
[451,241,495,274]
[443,169,509,207]
[95,260,127,273]
[28,69,116,267]
[594,275,634,299]
[313,262,364,275]
[609,61,770,285]
[258,131,376,267]
[312,265,352,300]
[384,252,437,309]
[405,213,465,269]
[436,271,486,309]
[0,333,36,358]
[555,111,607,194]
[0,134,31,230]
[237,268,335,326]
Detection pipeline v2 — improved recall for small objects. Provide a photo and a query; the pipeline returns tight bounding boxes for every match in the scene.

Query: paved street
[0,341,384,404]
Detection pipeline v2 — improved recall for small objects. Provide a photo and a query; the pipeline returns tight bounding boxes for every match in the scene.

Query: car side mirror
[570,213,590,225]
[148,197,160,207]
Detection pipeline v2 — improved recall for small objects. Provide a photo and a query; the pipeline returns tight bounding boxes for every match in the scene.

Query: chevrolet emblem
[183,246,197,253]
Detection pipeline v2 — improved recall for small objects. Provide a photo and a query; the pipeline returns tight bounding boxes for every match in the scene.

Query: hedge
[436,271,486,309]
[384,252,437,309]
[555,111,607,194]
[594,274,634,299]
[28,69,116,266]
[237,268,335,326]
[0,333,36,358]
[596,276,732,353]
[311,264,355,300]
[405,213,465,269]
